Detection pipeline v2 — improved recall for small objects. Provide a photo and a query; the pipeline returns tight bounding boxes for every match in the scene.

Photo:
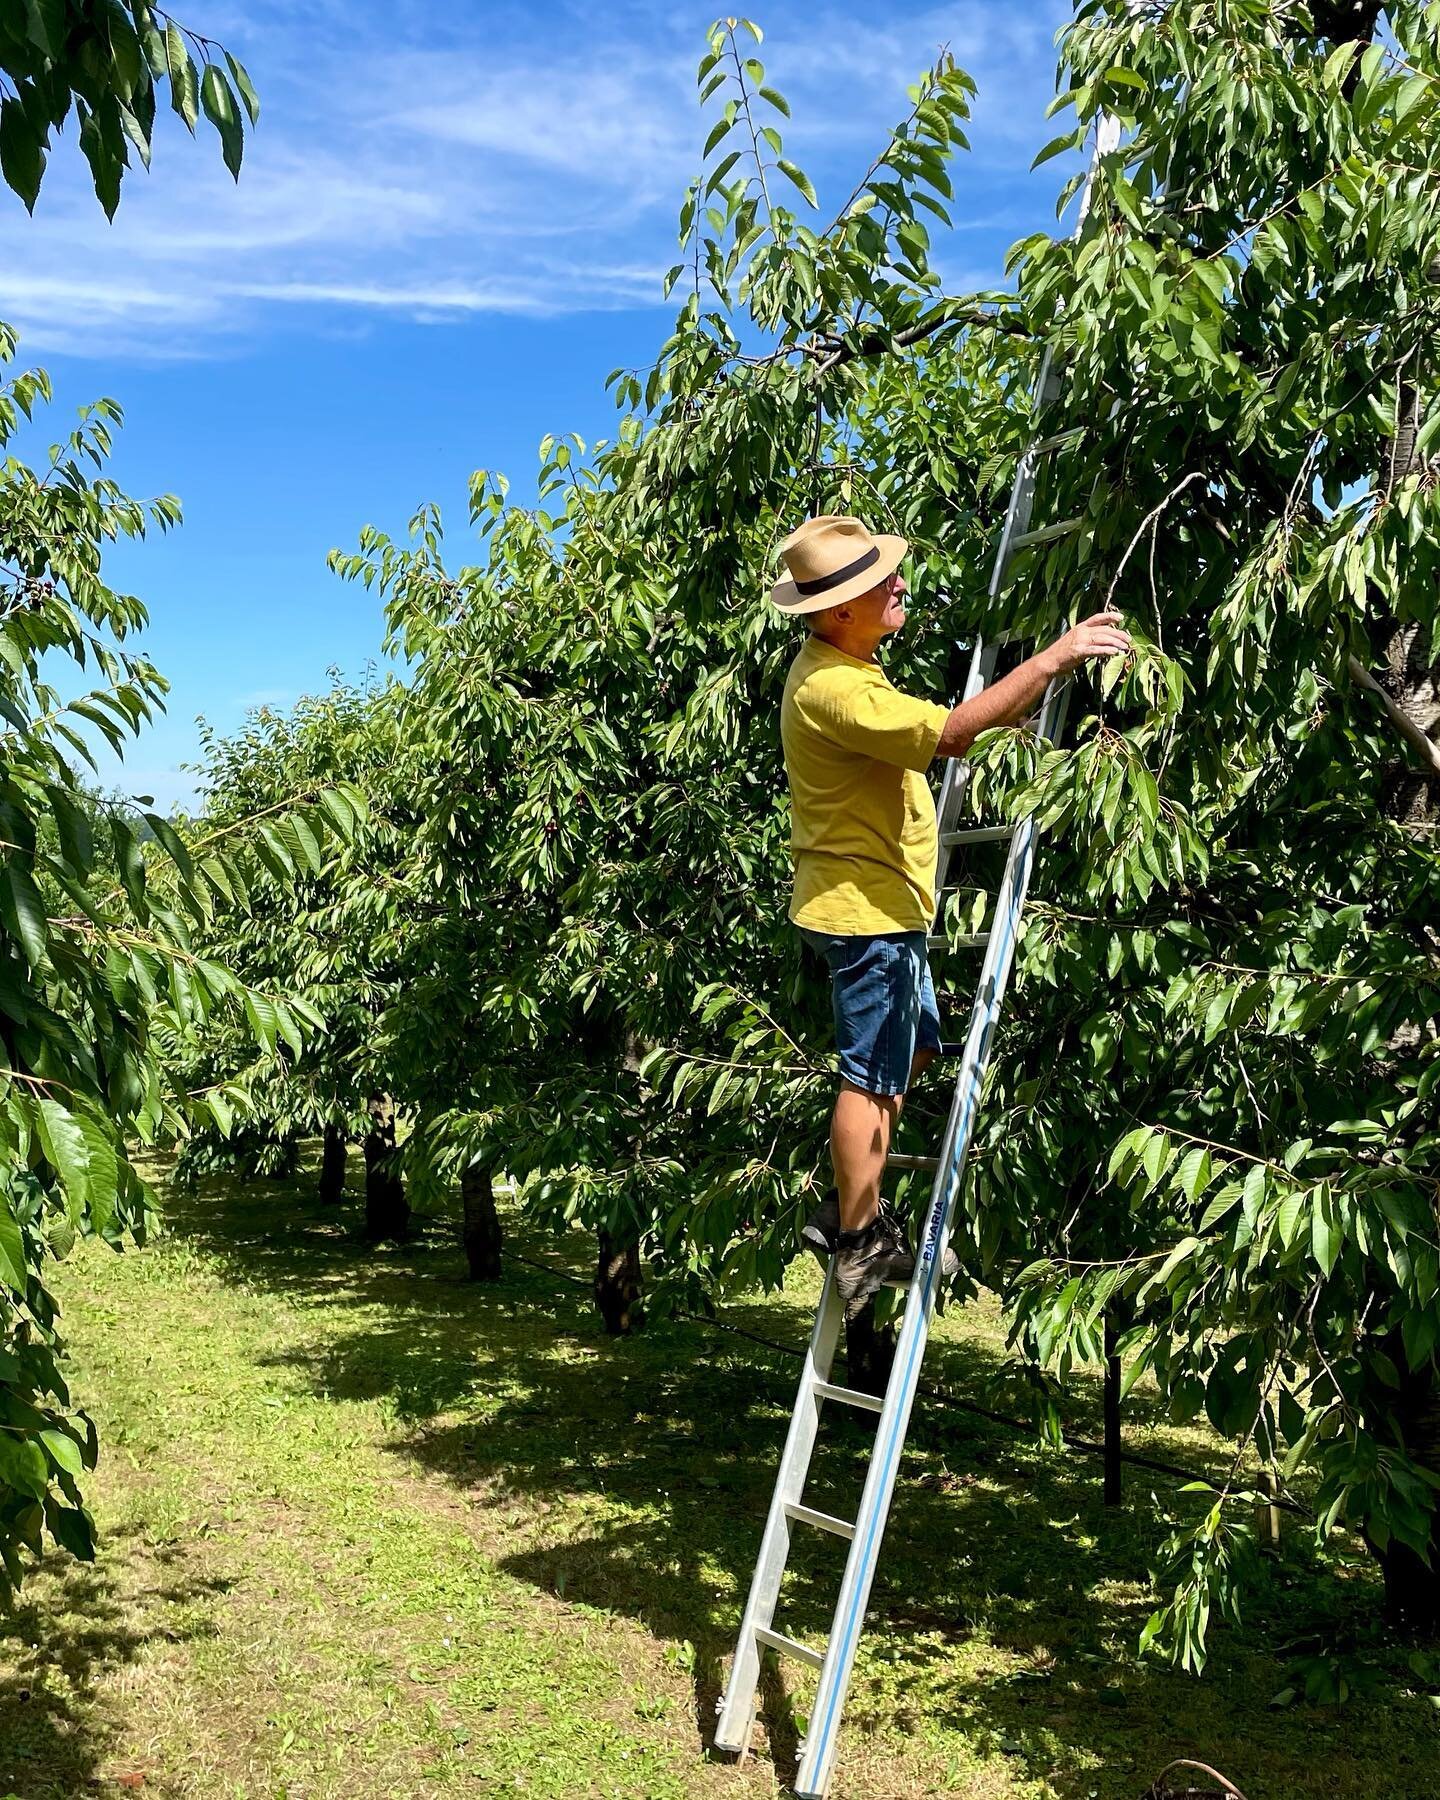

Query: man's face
[852,569,908,636]
[813,568,908,643]
[878,569,908,632]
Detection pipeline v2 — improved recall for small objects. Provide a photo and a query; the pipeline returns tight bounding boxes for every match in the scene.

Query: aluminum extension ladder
[714,113,1124,1800]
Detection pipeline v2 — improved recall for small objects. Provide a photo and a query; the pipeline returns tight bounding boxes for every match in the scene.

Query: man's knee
[837,1077,902,1114]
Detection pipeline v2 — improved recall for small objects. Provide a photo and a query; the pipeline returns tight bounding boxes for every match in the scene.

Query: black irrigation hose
[505,1246,1309,1514]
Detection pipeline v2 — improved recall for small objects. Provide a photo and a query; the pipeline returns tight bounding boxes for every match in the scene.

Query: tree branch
[812,305,1031,377]
[1348,654,1440,780]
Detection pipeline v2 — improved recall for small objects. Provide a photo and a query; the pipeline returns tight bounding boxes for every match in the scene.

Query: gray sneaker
[833,1213,917,1320]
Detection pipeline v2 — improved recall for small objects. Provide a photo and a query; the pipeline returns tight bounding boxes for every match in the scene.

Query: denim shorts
[799,929,942,1098]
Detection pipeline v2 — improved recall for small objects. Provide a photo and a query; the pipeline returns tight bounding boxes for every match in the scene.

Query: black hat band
[793,545,881,597]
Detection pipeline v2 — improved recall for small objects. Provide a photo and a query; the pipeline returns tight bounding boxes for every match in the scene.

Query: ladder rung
[1029,425,1083,456]
[940,825,1013,846]
[784,1501,856,1541]
[1007,516,1084,553]
[754,1624,825,1670]
[812,1379,884,1415]
[886,1153,938,1171]
[927,931,991,951]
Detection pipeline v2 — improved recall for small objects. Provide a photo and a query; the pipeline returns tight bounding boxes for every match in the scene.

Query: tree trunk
[1368,1339,1440,1632]
[462,1164,502,1281]
[1371,615,1440,828]
[1379,1541,1440,1634]
[319,1122,347,1205]
[1103,1313,1123,1508]
[1366,261,1440,827]
[1364,259,1440,1619]
[594,1229,643,1335]
[1306,0,1384,56]
[845,1302,896,1399]
[362,1093,408,1243]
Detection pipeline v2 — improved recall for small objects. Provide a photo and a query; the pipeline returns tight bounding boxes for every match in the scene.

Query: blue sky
[1,0,1073,809]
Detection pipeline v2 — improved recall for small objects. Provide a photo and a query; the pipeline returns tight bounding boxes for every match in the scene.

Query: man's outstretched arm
[934,609,1132,760]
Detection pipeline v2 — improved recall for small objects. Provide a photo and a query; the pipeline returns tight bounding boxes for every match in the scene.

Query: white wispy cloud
[0,0,1071,360]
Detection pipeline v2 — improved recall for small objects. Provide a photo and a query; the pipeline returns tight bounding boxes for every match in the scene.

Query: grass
[3,1146,1439,1798]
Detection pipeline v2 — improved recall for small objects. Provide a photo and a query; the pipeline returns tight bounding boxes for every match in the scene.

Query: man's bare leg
[831,1082,896,1234]
[831,1045,937,1233]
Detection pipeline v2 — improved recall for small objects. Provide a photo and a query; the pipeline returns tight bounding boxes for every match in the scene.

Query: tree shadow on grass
[0,1528,231,1799]
[160,1160,1440,1800]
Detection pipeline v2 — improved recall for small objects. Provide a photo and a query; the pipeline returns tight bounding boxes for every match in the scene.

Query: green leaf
[145,813,194,885]
[0,1191,25,1292]
[317,786,360,837]
[1136,766,1160,830]
[271,999,305,1060]
[200,64,242,179]
[1197,1186,1240,1232]
[243,989,279,1058]
[702,116,731,159]
[0,97,44,212]
[165,22,199,131]
[1175,1147,1211,1203]
[1155,1235,1201,1288]
[0,1429,48,1499]
[705,149,741,196]
[1403,1309,1438,1371]
[23,0,64,55]
[48,787,95,876]
[777,158,817,207]
[224,51,261,125]
[46,1500,95,1560]
[39,1428,83,1478]
[1276,1187,1305,1249]
[1311,1190,1342,1278]
[285,812,323,875]
[0,861,49,969]
[68,1110,112,1216]
[1322,41,1358,90]
[206,1088,234,1137]
[35,1100,118,1234]
[1356,43,1386,98]
[1141,1129,1172,1187]
[1031,130,1080,169]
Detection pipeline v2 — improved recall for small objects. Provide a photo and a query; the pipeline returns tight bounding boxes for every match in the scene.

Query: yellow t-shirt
[781,635,950,935]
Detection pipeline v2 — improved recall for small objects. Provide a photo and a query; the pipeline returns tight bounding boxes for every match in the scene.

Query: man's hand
[1042,609,1133,677]
[935,610,1135,759]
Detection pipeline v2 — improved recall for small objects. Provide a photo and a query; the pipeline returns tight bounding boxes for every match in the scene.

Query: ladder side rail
[935,231,1072,908]
[933,638,1000,896]
[713,1270,847,1755]
[932,636,984,835]
[794,672,1069,1800]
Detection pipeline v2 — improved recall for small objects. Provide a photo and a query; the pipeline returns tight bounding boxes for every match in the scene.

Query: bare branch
[813,305,1031,378]
[1348,654,1440,780]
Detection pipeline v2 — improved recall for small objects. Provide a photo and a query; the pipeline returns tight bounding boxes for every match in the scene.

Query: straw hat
[769,514,908,616]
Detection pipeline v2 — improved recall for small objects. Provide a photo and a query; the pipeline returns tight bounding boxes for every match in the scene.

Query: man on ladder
[771,512,1130,1317]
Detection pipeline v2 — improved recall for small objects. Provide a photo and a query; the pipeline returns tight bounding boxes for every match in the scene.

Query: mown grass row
[1,1147,1435,1798]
